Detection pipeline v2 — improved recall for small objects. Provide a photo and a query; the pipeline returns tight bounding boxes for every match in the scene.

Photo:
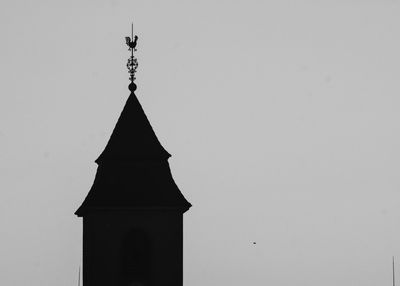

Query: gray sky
[1,0,400,285]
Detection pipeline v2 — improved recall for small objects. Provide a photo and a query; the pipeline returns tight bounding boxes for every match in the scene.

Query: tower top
[74,27,191,216]
[125,23,139,91]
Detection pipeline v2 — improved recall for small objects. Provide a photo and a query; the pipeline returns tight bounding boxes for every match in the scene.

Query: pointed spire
[96,23,170,163]
[74,26,191,216]
[95,91,171,164]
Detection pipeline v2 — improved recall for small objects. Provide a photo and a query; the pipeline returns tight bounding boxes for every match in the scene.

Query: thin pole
[131,23,134,58]
[393,256,395,286]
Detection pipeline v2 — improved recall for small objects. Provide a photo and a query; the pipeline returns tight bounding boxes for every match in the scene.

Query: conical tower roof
[75,89,191,216]
[95,90,171,163]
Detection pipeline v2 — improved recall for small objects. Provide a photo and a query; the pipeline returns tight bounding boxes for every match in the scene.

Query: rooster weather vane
[125,23,139,91]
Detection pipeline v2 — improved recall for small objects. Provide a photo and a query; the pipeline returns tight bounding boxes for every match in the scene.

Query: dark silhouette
[120,229,152,285]
[126,23,139,85]
[126,35,139,51]
[75,25,191,286]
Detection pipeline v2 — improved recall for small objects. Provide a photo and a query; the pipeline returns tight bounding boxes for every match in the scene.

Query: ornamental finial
[125,23,138,91]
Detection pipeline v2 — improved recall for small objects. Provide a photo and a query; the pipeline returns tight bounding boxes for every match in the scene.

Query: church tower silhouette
[75,27,191,286]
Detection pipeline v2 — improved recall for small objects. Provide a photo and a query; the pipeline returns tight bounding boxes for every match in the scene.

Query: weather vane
[125,23,138,91]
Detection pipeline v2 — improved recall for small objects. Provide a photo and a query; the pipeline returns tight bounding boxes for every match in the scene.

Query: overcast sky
[1,1,400,285]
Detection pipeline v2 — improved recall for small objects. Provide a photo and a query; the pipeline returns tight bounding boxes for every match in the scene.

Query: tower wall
[83,210,183,286]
